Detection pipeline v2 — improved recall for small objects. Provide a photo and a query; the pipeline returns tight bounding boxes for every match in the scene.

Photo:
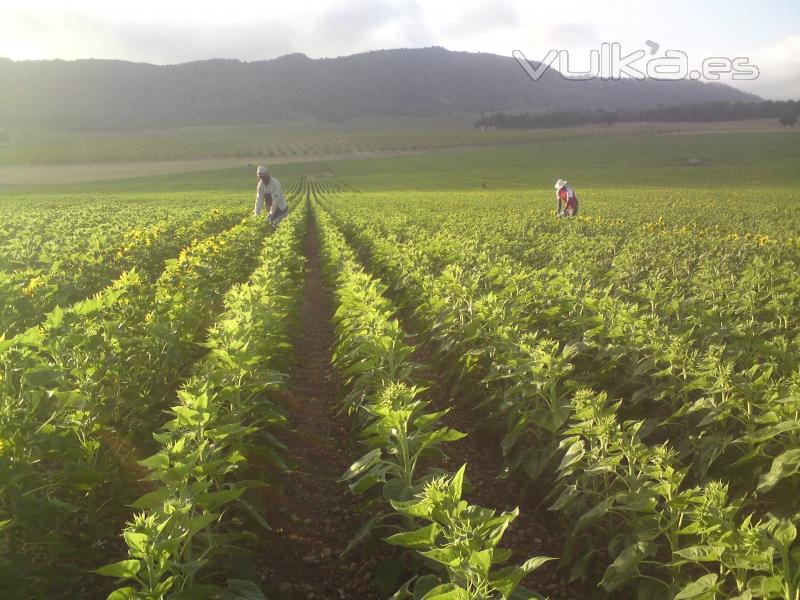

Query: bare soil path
[254,209,391,599]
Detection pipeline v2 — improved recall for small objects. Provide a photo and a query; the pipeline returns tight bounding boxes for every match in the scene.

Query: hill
[0,47,760,130]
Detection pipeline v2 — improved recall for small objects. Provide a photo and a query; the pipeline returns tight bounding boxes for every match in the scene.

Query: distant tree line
[475,99,799,129]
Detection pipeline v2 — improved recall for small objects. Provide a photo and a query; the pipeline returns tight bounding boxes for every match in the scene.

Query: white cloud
[436,0,519,36]
[538,22,599,46]
[310,0,433,56]
[734,35,800,99]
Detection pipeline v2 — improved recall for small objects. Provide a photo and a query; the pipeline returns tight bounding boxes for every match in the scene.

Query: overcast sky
[1,0,798,99]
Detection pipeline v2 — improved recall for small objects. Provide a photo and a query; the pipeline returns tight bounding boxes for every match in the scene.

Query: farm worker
[254,165,288,227]
[555,179,579,217]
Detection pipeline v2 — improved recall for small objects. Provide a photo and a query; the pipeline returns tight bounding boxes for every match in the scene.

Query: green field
[4,119,753,167]
[1,126,800,600]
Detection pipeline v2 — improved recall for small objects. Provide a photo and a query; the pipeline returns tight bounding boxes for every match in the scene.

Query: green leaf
[95,560,141,578]
[23,368,63,387]
[467,549,492,577]
[131,486,172,509]
[16,325,44,347]
[383,478,412,502]
[349,467,389,494]
[221,579,267,600]
[672,545,724,563]
[772,519,797,548]
[601,542,649,591]
[549,484,577,512]
[674,574,719,599]
[74,296,104,315]
[107,588,136,600]
[391,498,432,518]
[508,585,548,600]
[746,575,783,596]
[343,512,391,555]
[522,448,550,480]
[375,558,406,597]
[757,448,800,493]
[197,487,246,511]
[449,464,467,499]
[422,584,470,600]
[419,547,461,567]
[636,579,669,600]
[557,439,585,471]
[237,498,272,531]
[574,497,613,533]
[187,512,220,536]
[492,547,513,565]
[489,565,525,597]
[413,575,442,599]
[747,421,800,443]
[385,523,440,549]
[171,585,224,600]
[340,448,382,482]
[388,579,413,600]
[123,531,148,553]
[138,452,170,471]
[434,427,467,444]
[520,556,556,573]
[491,558,553,597]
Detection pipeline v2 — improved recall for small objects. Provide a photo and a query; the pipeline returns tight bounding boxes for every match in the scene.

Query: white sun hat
[257,165,269,176]
[554,178,567,189]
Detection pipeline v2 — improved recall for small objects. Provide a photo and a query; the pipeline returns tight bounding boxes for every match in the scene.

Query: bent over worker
[555,178,579,217]
[254,165,288,227]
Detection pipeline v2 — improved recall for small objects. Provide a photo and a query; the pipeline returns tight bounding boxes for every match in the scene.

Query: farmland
[0,119,790,186]
[1,125,800,600]
[5,119,785,168]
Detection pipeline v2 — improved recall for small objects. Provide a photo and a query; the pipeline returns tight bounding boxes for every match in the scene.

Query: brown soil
[253,210,393,599]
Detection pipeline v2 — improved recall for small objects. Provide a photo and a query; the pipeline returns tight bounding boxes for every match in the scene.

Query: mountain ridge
[0,47,760,131]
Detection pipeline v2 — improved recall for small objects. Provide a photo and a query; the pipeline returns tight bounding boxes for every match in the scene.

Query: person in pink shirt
[555,179,579,217]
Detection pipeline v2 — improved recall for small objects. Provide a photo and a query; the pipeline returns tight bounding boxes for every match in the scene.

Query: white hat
[257,165,269,176]
[554,179,567,189]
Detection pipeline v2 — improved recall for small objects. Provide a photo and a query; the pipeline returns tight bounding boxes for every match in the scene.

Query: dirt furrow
[254,209,389,599]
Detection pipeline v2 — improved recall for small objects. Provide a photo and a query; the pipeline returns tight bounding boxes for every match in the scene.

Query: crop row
[1,207,242,336]
[319,196,800,600]
[100,202,308,599]
[281,163,346,200]
[0,215,272,597]
[0,195,241,266]
[0,126,623,167]
[314,201,552,599]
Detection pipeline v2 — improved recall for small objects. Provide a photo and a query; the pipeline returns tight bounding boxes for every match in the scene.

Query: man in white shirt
[254,165,288,227]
